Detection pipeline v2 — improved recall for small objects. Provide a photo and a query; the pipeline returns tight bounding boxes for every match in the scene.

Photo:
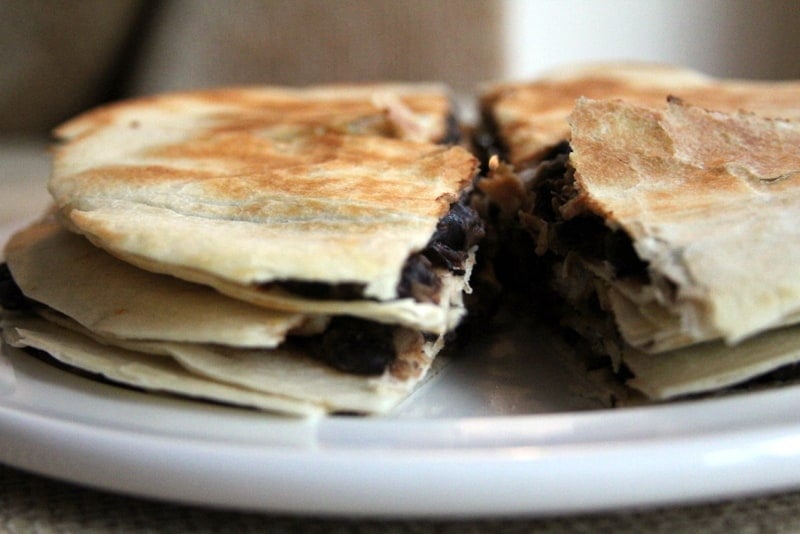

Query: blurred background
[1,0,799,136]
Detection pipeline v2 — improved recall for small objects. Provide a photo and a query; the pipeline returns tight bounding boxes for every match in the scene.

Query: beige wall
[0,0,143,134]
[1,0,798,135]
[129,0,502,96]
[0,0,503,134]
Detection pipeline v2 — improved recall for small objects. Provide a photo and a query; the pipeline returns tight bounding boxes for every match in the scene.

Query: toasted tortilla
[481,62,800,167]
[50,93,478,332]
[568,97,800,349]
[54,83,457,145]
[2,313,443,415]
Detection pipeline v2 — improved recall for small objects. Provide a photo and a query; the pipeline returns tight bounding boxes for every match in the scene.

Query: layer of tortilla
[568,98,800,349]
[481,62,800,167]
[623,323,800,400]
[4,215,312,347]
[2,316,323,416]
[95,237,474,335]
[2,312,444,415]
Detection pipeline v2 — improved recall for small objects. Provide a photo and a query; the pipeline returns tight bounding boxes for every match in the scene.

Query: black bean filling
[216,116,477,375]
[424,202,485,274]
[396,255,441,304]
[515,145,648,363]
[400,200,484,301]
[300,316,397,375]
[277,280,365,301]
[553,217,648,279]
[472,108,508,172]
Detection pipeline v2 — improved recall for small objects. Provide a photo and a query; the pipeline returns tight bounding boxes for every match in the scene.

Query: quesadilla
[49,84,481,333]
[477,65,800,400]
[1,83,482,415]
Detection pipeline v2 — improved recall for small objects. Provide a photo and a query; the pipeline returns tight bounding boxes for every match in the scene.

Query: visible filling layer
[302,316,397,375]
[522,144,647,279]
[0,198,481,379]
[0,263,26,311]
[442,113,462,146]
[263,200,485,304]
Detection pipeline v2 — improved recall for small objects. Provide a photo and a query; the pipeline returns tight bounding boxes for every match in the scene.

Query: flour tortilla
[622,323,800,400]
[49,87,478,333]
[2,313,443,415]
[546,97,800,399]
[4,215,314,347]
[481,62,800,167]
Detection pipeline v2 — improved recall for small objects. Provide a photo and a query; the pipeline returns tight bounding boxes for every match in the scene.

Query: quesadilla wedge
[478,90,800,400]
[1,83,483,415]
[49,85,481,335]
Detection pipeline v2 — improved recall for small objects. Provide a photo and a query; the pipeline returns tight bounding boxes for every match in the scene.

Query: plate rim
[4,345,800,517]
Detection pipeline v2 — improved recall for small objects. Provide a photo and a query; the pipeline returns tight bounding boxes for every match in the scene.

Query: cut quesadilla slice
[477,67,800,400]
[0,83,483,415]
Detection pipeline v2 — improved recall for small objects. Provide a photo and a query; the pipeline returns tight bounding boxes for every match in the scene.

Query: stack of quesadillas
[0,84,483,415]
[476,63,800,400]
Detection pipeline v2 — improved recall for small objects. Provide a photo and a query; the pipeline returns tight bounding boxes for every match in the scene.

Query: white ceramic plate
[4,219,800,518]
[4,317,800,518]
